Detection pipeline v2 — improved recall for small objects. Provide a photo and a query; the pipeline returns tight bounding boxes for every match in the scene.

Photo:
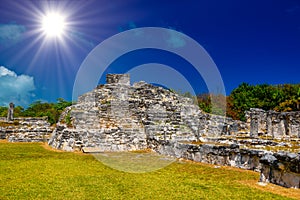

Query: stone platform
[0,117,53,142]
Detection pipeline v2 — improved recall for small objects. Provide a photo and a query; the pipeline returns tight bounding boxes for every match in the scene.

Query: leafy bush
[0,98,72,125]
[227,83,300,121]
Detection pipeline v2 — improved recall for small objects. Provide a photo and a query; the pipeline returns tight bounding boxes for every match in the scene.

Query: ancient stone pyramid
[49,74,203,152]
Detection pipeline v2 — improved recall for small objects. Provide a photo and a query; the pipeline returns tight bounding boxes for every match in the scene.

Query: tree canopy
[197,83,300,121]
[0,98,72,124]
[226,83,300,121]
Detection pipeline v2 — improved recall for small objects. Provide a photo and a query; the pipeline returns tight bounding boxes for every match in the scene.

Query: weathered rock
[245,109,300,139]
[0,117,53,142]
[259,151,300,188]
[46,74,300,188]
[49,74,248,152]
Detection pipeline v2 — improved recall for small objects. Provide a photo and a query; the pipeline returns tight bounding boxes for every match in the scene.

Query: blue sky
[0,0,299,107]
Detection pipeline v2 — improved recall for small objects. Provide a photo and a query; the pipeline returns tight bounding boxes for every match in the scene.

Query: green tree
[13,106,24,117]
[0,106,7,117]
[227,83,300,121]
[197,93,211,113]
[22,98,72,124]
[227,83,256,121]
[54,98,72,111]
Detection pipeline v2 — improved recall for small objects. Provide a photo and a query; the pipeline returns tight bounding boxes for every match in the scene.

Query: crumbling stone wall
[106,73,130,85]
[246,108,300,138]
[49,74,248,152]
[260,152,300,188]
[49,74,199,151]
[0,117,53,142]
[198,114,247,137]
[149,140,300,188]
[48,75,300,153]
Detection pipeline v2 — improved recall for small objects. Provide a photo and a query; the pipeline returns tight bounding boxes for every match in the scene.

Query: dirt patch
[239,180,300,200]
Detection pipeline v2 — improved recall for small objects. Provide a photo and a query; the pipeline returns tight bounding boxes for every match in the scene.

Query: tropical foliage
[0,98,72,124]
[197,93,227,116]
[226,83,300,121]
[196,83,300,121]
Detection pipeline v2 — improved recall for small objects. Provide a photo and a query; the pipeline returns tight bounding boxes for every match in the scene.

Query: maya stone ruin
[47,74,300,188]
[0,102,52,142]
[7,102,14,121]
[1,74,299,188]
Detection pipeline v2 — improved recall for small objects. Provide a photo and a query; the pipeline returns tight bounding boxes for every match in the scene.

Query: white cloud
[0,66,35,107]
[0,23,26,46]
[0,66,16,76]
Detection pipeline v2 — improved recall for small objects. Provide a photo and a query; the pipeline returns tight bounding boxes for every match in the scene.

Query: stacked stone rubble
[0,117,53,142]
[149,139,300,188]
[48,74,299,152]
[49,74,247,152]
[246,108,300,139]
[259,152,300,188]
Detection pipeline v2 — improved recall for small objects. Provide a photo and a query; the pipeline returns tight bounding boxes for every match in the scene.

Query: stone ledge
[82,147,104,153]
[149,138,300,188]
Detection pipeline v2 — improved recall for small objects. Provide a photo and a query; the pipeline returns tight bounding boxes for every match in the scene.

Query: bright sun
[42,12,66,38]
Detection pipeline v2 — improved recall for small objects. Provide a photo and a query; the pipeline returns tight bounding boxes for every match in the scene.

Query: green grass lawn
[0,142,298,200]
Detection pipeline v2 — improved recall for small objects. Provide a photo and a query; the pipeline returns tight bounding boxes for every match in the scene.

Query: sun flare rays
[41,12,66,38]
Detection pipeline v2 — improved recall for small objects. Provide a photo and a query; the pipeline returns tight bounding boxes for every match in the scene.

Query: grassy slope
[0,142,298,200]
